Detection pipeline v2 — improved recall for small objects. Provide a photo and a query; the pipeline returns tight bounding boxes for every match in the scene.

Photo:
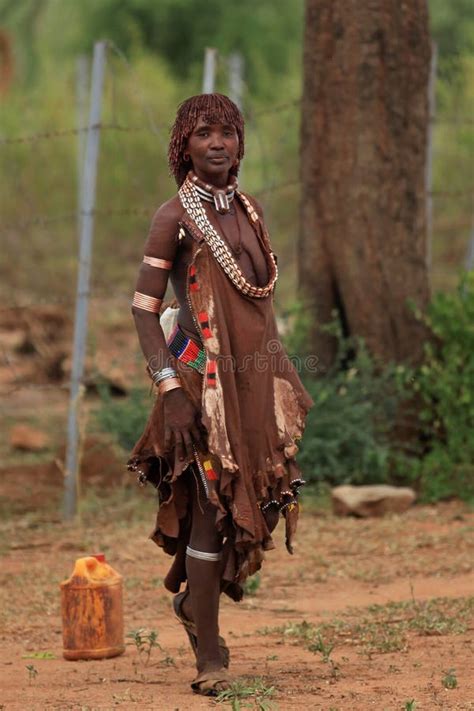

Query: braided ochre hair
[168,93,245,187]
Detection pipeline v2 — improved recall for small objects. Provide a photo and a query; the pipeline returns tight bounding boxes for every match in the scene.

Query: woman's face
[186,115,239,188]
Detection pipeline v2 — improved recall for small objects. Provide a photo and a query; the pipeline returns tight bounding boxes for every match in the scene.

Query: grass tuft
[216,676,276,710]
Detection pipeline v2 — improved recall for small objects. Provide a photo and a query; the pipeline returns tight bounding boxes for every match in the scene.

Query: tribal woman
[128,93,313,696]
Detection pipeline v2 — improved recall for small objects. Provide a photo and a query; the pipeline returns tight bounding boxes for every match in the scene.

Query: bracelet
[158,377,182,395]
[150,367,177,385]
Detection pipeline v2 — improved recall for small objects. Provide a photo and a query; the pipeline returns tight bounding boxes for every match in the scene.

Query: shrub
[95,383,151,453]
[290,272,474,503]
[406,271,474,502]
[290,312,408,487]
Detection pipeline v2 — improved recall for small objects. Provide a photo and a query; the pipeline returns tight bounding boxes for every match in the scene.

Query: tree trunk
[299,0,432,373]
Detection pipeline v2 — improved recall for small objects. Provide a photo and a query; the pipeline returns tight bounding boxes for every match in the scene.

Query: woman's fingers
[182,430,194,458]
[174,430,185,462]
[164,425,172,452]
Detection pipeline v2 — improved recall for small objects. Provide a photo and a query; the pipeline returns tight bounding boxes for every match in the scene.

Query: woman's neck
[192,170,230,189]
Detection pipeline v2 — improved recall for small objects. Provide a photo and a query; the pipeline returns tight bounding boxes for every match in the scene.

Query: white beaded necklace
[179,177,278,299]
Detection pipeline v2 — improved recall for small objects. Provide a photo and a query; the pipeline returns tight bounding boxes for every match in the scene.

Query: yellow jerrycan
[60,553,125,660]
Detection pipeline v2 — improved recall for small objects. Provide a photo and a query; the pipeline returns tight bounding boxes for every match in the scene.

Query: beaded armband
[143,256,173,270]
[132,291,162,313]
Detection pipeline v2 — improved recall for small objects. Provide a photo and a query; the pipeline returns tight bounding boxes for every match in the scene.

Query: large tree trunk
[299,0,432,373]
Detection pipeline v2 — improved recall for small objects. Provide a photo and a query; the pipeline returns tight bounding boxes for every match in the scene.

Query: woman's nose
[209,132,224,149]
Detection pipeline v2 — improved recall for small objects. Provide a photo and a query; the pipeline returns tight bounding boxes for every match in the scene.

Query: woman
[128,93,312,696]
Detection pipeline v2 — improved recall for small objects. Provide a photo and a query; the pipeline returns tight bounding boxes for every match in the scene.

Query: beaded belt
[167,325,206,375]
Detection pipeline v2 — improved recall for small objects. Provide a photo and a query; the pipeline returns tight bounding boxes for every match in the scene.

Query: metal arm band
[132,292,162,313]
[150,367,177,384]
[143,255,173,270]
[186,546,222,562]
[158,377,181,395]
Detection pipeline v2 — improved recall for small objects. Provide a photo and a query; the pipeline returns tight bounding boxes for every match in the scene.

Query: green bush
[406,271,474,502]
[95,384,151,452]
[293,316,407,487]
[291,272,474,503]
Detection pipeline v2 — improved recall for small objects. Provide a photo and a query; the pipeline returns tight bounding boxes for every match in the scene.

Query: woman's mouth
[208,156,227,164]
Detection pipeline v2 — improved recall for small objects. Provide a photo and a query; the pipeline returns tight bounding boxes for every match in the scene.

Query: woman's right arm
[131,203,204,459]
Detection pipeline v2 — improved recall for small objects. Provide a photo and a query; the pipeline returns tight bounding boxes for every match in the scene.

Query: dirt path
[0,494,473,710]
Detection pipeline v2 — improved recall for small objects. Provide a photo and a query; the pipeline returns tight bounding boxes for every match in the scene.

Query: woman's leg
[182,471,224,674]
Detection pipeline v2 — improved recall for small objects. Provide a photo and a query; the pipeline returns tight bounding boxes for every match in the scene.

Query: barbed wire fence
[0,41,473,515]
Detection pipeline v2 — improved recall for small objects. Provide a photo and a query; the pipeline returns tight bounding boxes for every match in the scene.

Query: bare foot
[191,665,230,696]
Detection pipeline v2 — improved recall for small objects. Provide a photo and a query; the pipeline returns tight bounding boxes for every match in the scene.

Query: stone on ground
[332,484,416,517]
[9,424,50,451]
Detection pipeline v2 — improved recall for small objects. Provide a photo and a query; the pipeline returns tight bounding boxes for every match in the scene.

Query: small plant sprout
[25,664,38,683]
[308,632,335,663]
[161,654,176,667]
[216,677,276,710]
[126,628,161,667]
[403,701,416,711]
[442,669,458,689]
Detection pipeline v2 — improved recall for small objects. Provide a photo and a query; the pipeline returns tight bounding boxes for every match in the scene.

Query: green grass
[258,596,473,657]
[216,677,277,710]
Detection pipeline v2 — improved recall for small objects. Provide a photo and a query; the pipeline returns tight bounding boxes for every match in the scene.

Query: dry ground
[0,476,473,711]
[0,309,473,709]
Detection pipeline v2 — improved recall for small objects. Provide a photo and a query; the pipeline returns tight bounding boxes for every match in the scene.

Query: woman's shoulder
[145,194,185,249]
[151,194,185,226]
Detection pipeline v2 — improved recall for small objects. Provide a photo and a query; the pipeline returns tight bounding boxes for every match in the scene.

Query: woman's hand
[163,388,206,460]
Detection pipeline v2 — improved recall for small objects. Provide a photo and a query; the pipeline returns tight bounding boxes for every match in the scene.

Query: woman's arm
[132,200,204,459]
[131,202,178,372]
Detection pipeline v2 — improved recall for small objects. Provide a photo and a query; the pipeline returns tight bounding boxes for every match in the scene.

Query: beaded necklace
[179,176,278,299]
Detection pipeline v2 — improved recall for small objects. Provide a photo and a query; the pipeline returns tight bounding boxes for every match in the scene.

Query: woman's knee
[190,503,222,551]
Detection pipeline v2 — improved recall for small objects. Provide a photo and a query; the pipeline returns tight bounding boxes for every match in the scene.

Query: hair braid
[168,93,245,186]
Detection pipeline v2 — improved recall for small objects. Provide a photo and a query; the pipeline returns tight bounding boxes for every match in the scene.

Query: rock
[55,435,127,489]
[9,424,51,451]
[331,484,416,517]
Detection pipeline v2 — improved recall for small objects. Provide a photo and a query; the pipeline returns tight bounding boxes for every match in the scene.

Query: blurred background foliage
[0,0,473,501]
[1,0,472,303]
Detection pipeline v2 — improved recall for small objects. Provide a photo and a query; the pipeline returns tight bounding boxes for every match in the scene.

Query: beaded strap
[178,178,278,299]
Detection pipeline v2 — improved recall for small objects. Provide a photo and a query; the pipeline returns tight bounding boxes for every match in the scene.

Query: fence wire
[1,44,473,401]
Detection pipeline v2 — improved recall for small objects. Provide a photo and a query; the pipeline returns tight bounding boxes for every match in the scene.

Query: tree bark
[299,0,432,373]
